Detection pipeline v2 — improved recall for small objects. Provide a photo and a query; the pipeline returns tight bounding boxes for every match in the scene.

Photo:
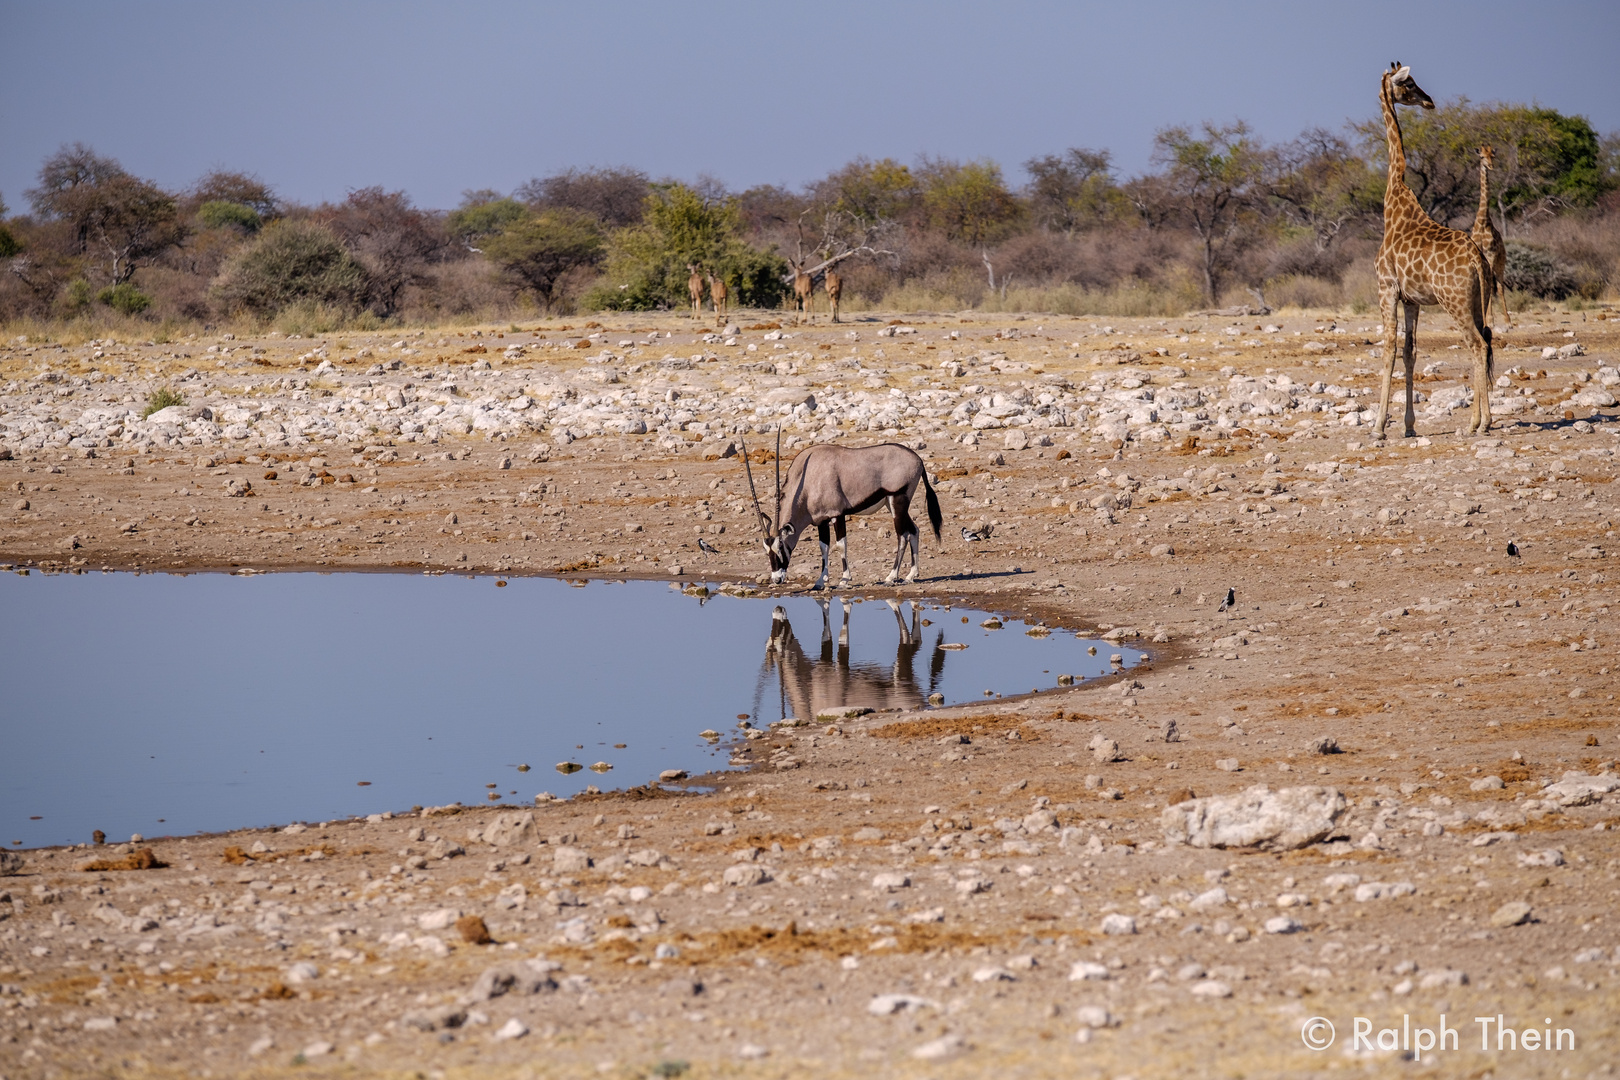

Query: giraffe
[1472,146,1510,328]
[708,271,728,321]
[825,270,843,323]
[1372,62,1496,440]
[686,264,705,320]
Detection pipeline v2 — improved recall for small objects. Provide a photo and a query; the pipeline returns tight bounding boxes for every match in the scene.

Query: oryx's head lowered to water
[739,433,943,589]
[741,430,796,584]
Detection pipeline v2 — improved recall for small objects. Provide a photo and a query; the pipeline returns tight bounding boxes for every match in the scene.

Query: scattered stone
[1075,1005,1115,1028]
[1489,901,1533,928]
[723,864,769,887]
[1215,758,1241,772]
[868,993,937,1016]
[871,872,910,891]
[1470,776,1505,791]
[481,811,536,847]
[417,909,460,931]
[1161,786,1347,851]
[0,851,24,876]
[493,1018,528,1040]
[1308,737,1340,755]
[1190,980,1233,998]
[1264,915,1303,934]
[1517,849,1564,868]
[1100,913,1137,935]
[552,846,591,872]
[285,961,320,983]
[911,1033,965,1060]
[1069,961,1110,981]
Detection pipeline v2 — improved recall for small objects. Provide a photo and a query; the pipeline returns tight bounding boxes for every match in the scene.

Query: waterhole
[1,571,1143,845]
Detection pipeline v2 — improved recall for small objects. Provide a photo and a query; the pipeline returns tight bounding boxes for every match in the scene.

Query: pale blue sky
[2,0,1616,212]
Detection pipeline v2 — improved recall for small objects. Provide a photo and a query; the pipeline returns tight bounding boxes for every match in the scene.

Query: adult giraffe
[1372,62,1496,440]
[1472,146,1510,328]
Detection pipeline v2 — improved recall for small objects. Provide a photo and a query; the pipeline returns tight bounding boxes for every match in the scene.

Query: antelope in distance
[686,264,705,319]
[791,262,814,324]
[824,270,843,323]
[759,598,945,723]
[741,434,943,588]
[708,271,729,321]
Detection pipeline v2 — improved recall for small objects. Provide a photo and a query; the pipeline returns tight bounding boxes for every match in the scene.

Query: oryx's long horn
[739,435,770,535]
[773,426,782,532]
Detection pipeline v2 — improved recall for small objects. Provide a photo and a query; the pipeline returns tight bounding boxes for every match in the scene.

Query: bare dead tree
[779,208,897,287]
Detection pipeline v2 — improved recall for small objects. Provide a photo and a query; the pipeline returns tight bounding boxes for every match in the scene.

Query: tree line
[1,98,1615,331]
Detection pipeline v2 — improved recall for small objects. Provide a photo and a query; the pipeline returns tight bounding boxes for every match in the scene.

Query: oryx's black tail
[922,472,942,542]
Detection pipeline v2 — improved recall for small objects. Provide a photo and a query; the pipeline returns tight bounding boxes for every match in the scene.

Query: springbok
[825,270,843,323]
[686,264,705,319]
[709,271,729,321]
[791,264,814,324]
[742,434,942,588]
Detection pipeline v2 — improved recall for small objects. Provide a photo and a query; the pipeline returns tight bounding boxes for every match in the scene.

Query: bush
[196,200,262,232]
[0,224,18,259]
[142,387,184,418]
[61,278,94,314]
[481,211,603,311]
[96,282,152,315]
[1503,241,1577,299]
[213,219,368,317]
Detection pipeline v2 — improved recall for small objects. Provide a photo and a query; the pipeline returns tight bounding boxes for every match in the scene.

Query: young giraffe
[825,270,843,323]
[686,264,705,320]
[1373,62,1496,440]
[1472,146,1510,328]
[708,271,728,321]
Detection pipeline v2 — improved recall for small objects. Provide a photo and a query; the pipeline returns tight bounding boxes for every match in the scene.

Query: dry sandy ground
[2,307,1619,1079]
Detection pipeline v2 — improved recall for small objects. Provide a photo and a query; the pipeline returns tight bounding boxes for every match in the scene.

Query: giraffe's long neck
[1380,75,1420,227]
[1474,158,1492,235]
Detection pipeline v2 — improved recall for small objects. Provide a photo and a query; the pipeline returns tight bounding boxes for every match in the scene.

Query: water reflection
[760,599,948,721]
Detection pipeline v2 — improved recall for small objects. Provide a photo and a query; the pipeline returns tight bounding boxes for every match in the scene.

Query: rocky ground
[2,306,1619,1079]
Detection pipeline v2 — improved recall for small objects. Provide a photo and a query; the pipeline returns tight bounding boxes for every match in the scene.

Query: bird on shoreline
[1217,586,1235,612]
[1506,541,1520,558]
[961,526,986,543]
[698,537,719,555]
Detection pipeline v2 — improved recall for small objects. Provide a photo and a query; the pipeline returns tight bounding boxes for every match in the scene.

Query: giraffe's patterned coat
[1373,63,1498,440]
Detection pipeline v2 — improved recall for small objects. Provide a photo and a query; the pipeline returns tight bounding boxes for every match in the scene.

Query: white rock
[552,846,592,872]
[871,872,910,891]
[417,909,460,931]
[1264,915,1303,934]
[723,864,769,887]
[868,993,937,1016]
[911,1033,965,1060]
[83,1016,118,1032]
[972,966,1015,982]
[1188,886,1229,911]
[493,1018,529,1040]
[1190,980,1233,998]
[481,811,537,847]
[1161,785,1346,851]
[1069,961,1110,981]
[1100,913,1137,935]
[285,961,320,983]
[1518,848,1564,868]
[302,1041,334,1058]
[1075,1005,1114,1028]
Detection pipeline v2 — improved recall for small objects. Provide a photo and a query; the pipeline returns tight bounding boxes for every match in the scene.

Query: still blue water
[0,571,1142,846]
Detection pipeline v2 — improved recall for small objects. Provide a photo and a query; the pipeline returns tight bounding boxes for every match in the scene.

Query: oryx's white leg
[817,598,832,646]
[813,540,829,591]
[839,598,851,649]
[833,516,851,586]
[905,531,920,581]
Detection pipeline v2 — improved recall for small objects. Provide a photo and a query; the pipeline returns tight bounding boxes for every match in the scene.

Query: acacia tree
[481,210,603,312]
[1152,121,1271,304]
[916,157,1023,245]
[320,187,446,317]
[1024,148,1122,234]
[26,143,183,285]
[516,167,651,228]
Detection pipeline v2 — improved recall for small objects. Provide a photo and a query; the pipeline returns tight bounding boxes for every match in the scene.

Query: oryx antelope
[742,435,943,588]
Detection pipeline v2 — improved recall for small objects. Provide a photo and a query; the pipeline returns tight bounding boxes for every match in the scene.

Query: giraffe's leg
[1498,279,1511,328]
[1374,282,1400,438]
[1473,320,1494,436]
[1402,300,1419,438]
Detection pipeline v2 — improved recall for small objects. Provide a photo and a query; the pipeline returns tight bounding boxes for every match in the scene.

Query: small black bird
[1506,541,1520,558]
[697,537,720,555]
[961,526,985,543]
[1217,586,1236,612]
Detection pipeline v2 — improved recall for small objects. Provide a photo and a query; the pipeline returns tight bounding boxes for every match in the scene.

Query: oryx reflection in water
[756,598,947,722]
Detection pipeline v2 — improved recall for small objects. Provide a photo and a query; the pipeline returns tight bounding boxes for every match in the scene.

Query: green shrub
[61,278,94,314]
[142,387,185,418]
[0,224,19,259]
[197,200,262,232]
[1503,241,1577,299]
[97,282,152,315]
[213,219,368,317]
